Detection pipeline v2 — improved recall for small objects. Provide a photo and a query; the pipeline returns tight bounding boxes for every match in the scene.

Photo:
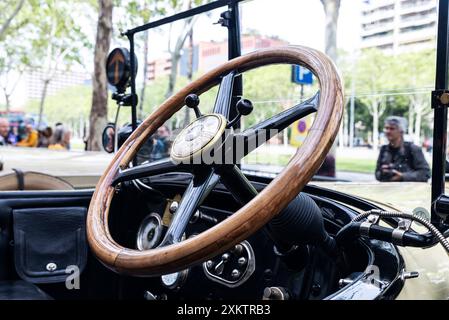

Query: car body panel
[0,147,111,189]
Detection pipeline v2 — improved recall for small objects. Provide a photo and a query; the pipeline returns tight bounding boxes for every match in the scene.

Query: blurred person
[315,154,335,177]
[0,118,10,146]
[150,125,171,161]
[8,126,19,145]
[48,126,71,151]
[375,116,430,182]
[16,123,38,147]
[38,127,53,148]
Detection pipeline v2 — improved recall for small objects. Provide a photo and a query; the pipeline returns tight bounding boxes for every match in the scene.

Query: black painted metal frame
[121,0,245,132]
[432,0,449,227]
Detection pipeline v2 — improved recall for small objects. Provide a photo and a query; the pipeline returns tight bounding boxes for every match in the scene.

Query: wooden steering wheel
[87,46,344,276]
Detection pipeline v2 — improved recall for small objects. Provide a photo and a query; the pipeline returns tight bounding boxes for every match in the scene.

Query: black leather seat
[0,281,52,300]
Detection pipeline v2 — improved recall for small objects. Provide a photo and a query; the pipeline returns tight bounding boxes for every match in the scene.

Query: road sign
[106,47,138,92]
[290,115,313,147]
[291,65,313,85]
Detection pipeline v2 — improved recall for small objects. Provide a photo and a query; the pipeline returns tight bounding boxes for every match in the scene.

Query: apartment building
[361,0,437,53]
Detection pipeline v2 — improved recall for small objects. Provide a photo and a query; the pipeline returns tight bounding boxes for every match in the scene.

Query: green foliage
[24,84,130,128]
[117,0,166,32]
[339,47,436,141]
[27,1,91,69]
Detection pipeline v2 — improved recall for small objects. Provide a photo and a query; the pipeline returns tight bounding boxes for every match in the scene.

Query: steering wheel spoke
[213,72,236,120]
[159,169,220,246]
[233,92,320,160]
[112,158,185,186]
[217,165,258,205]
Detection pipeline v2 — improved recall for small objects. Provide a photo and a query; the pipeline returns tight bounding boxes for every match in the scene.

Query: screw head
[237,257,247,266]
[440,92,449,105]
[169,201,179,214]
[206,260,214,269]
[46,262,57,272]
[231,269,241,279]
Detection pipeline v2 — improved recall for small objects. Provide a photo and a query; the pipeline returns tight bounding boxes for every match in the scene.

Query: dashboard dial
[161,269,189,290]
[136,213,163,250]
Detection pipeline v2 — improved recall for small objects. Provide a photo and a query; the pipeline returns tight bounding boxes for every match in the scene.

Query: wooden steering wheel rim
[87,46,344,276]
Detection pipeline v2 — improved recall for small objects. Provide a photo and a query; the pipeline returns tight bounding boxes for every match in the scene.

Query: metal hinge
[431,89,449,109]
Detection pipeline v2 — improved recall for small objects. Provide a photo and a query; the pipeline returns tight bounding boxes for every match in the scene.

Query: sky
[119,0,363,60]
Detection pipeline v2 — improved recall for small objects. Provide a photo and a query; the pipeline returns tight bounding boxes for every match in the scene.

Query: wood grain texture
[87,46,344,276]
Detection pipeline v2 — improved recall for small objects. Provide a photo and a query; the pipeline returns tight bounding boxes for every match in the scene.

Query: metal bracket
[112,92,136,107]
[431,89,449,109]
[215,10,232,27]
[391,218,413,246]
[359,214,380,238]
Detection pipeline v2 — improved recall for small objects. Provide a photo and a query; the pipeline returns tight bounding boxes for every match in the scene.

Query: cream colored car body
[315,182,449,300]
[1,147,449,299]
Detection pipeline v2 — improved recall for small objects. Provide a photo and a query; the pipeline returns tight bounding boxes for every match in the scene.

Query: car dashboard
[106,172,402,300]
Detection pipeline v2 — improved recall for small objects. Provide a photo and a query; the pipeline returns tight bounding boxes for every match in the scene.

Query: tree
[398,49,435,144]
[320,0,341,176]
[355,49,396,150]
[88,0,113,151]
[119,0,165,120]
[320,0,341,63]
[0,0,26,40]
[0,43,28,111]
[0,0,38,110]
[24,0,91,128]
[164,0,209,101]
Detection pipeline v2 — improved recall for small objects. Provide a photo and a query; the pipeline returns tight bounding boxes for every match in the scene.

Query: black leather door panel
[0,190,93,281]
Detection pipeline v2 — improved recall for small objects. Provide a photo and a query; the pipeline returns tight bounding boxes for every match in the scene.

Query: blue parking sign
[291,65,313,85]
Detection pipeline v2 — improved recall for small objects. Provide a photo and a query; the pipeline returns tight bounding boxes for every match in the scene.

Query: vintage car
[0,0,449,301]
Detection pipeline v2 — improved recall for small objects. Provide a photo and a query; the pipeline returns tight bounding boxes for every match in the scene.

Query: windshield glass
[126,0,436,184]
[3,0,437,187]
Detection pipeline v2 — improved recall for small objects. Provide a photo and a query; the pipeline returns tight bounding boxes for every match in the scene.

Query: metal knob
[262,287,289,300]
[221,253,231,262]
[236,98,253,116]
[233,244,243,255]
[185,94,201,118]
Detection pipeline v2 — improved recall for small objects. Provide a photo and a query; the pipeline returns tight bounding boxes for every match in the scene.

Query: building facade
[148,35,288,81]
[361,0,437,53]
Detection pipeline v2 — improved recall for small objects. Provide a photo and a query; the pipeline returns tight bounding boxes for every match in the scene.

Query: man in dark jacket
[375,116,430,182]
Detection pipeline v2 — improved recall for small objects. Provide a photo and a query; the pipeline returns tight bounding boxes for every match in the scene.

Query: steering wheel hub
[171,114,227,163]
